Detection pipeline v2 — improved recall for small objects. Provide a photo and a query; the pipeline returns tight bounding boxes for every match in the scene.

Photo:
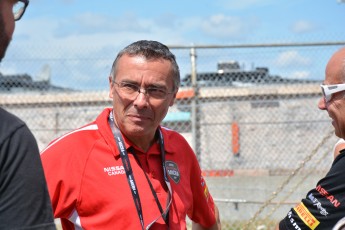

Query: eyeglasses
[320,83,345,103]
[113,81,174,100]
[13,0,29,21]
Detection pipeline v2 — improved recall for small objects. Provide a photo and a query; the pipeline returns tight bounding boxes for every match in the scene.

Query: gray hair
[110,40,180,92]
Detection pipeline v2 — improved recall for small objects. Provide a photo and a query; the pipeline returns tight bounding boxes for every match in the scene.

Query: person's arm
[276,152,345,230]
[0,123,55,229]
[192,205,221,230]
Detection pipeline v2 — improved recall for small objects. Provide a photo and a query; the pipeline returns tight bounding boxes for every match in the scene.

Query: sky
[1,0,345,90]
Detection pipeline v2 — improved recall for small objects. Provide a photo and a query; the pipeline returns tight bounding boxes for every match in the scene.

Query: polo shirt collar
[111,126,173,158]
[98,108,175,157]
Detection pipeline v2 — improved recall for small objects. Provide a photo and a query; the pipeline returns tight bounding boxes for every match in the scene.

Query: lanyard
[108,111,172,230]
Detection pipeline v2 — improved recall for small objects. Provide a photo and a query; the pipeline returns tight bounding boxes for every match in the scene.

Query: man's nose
[133,90,149,107]
[318,97,327,110]
[137,88,148,96]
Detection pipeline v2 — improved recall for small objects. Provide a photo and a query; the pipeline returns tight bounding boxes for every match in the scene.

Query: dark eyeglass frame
[113,81,174,100]
[13,0,29,21]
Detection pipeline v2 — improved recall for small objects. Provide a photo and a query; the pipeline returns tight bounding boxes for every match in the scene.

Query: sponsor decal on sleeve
[293,203,320,230]
[286,210,302,230]
[200,176,210,201]
[316,185,341,208]
[308,193,328,216]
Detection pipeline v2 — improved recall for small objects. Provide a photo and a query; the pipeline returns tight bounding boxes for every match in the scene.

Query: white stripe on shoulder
[161,126,179,133]
[41,124,98,154]
[161,126,172,131]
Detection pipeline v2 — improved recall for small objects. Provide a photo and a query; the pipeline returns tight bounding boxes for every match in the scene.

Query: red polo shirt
[41,108,216,229]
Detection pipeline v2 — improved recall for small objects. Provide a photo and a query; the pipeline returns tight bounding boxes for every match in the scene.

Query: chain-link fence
[2,41,345,229]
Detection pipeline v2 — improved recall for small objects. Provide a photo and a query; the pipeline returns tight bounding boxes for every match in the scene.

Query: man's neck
[111,110,157,153]
[126,133,156,153]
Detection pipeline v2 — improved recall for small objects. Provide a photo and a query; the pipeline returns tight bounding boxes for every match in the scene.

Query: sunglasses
[13,0,29,21]
[320,83,345,103]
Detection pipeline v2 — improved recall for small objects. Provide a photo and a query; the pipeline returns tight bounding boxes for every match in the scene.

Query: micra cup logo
[166,161,180,184]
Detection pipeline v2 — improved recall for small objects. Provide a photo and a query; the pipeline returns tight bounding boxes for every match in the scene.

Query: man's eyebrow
[120,79,137,84]
[147,83,167,89]
[118,80,168,89]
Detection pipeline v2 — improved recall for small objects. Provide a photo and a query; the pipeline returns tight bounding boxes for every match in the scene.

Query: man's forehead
[325,48,345,83]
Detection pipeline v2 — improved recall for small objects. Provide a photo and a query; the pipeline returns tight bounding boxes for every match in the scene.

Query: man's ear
[169,92,177,107]
[109,76,114,98]
[108,76,113,85]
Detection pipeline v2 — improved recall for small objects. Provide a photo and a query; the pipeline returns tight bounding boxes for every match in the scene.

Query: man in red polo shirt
[41,40,221,229]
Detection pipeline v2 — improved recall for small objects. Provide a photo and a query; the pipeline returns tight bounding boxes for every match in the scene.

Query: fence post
[55,112,59,135]
[190,46,201,161]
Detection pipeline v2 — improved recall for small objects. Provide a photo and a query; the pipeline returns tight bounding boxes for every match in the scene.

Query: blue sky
[17,0,345,44]
[2,0,345,90]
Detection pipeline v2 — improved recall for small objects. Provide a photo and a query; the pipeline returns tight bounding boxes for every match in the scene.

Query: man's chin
[0,44,8,62]
[334,128,343,139]
[336,130,345,140]
[0,36,11,62]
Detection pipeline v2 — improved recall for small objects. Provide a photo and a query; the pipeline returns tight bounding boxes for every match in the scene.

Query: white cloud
[13,13,186,49]
[14,17,59,43]
[0,64,20,75]
[275,51,311,67]
[58,0,75,4]
[52,12,152,37]
[291,20,315,34]
[200,14,257,39]
[216,0,275,10]
[7,13,193,90]
[289,71,311,79]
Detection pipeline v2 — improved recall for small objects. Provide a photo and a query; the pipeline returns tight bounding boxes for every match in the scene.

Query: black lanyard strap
[109,117,145,230]
[131,150,167,223]
[108,111,172,229]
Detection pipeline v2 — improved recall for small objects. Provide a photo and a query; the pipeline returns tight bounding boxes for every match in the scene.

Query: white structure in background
[36,64,51,83]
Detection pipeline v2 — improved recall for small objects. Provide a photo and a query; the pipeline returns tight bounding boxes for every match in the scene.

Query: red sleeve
[188,151,216,227]
[41,135,84,219]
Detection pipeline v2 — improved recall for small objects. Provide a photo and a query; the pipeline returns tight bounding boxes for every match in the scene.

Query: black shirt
[279,149,345,230]
[0,108,56,229]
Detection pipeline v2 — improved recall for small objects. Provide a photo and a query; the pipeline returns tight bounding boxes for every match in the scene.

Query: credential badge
[166,161,180,184]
